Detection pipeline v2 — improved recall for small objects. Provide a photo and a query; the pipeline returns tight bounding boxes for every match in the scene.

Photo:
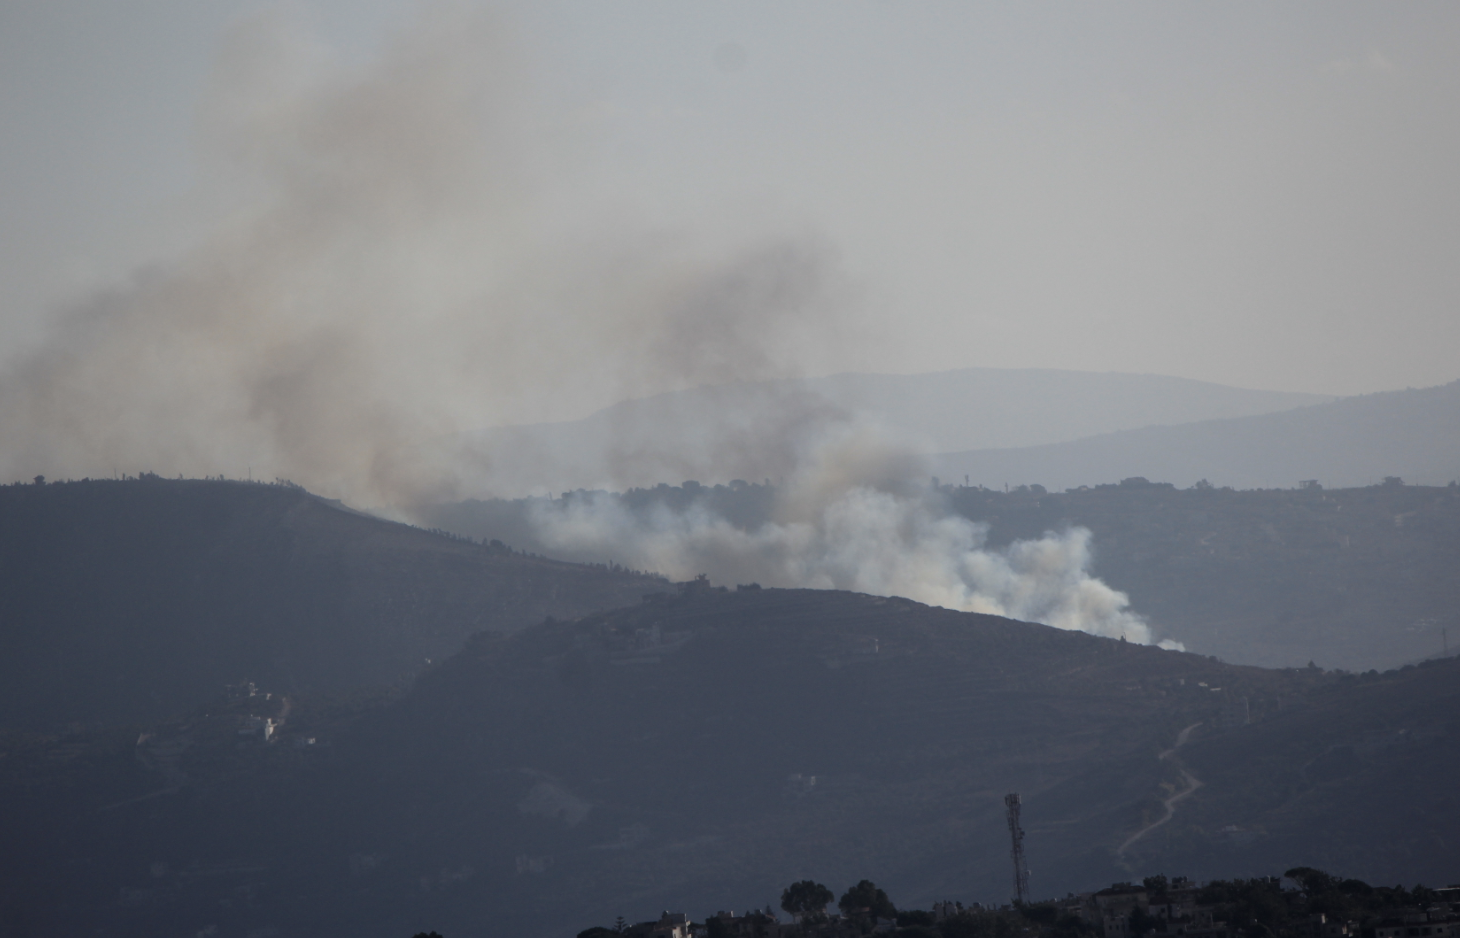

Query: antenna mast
[1004,792,1029,905]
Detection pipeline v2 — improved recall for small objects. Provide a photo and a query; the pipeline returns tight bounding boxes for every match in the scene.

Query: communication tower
[1004,792,1029,905]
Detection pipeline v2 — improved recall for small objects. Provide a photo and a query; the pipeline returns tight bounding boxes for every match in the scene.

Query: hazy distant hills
[3,587,1454,937]
[0,477,665,729]
[935,380,1460,491]
[451,369,1331,495]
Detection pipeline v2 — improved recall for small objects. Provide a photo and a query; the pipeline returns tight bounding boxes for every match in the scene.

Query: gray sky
[3,1,1458,408]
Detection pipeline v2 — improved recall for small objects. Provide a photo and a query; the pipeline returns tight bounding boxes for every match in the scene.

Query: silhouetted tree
[1019,905,1058,925]
[838,879,896,919]
[1142,875,1170,902]
[1284,868,1334,895]
[781,880,834,921]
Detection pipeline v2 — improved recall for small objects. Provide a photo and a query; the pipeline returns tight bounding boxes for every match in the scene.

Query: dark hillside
[945,480,1460,671]
[3,587,1452,938]
[1167,654,1460,879]
[0,476,667,728]
[425,480,1460,672]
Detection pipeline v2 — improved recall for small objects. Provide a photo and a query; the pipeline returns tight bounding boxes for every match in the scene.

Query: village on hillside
[572,871,1460,938]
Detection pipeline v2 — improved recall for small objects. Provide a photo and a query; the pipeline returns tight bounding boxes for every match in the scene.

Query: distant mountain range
[443,369,1332,496]
[2,586,1455,937]
[934,380,1460,491]
[0,477,665,729]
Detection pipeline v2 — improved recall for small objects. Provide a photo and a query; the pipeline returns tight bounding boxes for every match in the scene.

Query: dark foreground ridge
[572,869,1460,938]
[0,475,667,729]
[1,584,1455,937]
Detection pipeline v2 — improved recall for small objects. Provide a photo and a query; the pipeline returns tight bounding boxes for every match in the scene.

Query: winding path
[1118,722,1204,855]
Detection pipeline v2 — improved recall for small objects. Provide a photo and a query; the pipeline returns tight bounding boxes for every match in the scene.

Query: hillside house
[1373,908,1460,938]
[239,715,277,741]
[699,910,782,938]
[1301,913,1360,938]
[933,902,969,921]
[1093,884,1149,938]
[1150,881,1203,921]
[651,912,692,938]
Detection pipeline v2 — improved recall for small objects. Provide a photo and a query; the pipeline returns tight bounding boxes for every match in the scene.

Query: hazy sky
[3,1,1458,405]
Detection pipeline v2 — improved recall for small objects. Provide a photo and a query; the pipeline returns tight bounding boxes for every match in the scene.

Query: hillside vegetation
[0,476,666,728]
[2,585,1454,938]
[946,479,1460,671]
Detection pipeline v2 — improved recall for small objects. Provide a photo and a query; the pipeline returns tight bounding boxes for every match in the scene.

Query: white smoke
[0,7,1180,648]
[526,427,1181,647]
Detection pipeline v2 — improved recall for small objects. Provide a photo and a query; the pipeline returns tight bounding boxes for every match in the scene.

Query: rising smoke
[524,424,1172,646]
[0,5,1177,647]
[0,5,850,506]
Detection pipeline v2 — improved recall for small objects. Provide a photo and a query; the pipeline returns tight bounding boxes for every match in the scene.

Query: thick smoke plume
[0,6,848,507]
[0,7,1177,647]
[524,426,1173,646]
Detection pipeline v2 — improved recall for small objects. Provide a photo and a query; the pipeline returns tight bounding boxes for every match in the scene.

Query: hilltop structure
[583,873,1460,938]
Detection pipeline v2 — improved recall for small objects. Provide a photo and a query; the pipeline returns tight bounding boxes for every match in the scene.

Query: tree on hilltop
[781,880,834,921]
[839,880,896,919]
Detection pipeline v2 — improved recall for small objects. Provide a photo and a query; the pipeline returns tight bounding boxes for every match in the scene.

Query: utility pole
[1005,792,1029,906]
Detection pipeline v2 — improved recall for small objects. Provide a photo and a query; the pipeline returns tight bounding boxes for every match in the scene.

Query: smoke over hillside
[435,423,1171,645]
[0,6,851,507]
[0,7,1174,645]
[527,481,1165,646]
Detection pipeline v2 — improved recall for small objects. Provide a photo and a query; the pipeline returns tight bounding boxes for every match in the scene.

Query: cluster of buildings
[610,880,1460,938]
[1061,879,1460,938]
[1078,879,1227,938]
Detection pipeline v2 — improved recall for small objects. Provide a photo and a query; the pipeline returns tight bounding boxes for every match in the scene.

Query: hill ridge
[934,379,1460,490]
[0,475,668,729]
